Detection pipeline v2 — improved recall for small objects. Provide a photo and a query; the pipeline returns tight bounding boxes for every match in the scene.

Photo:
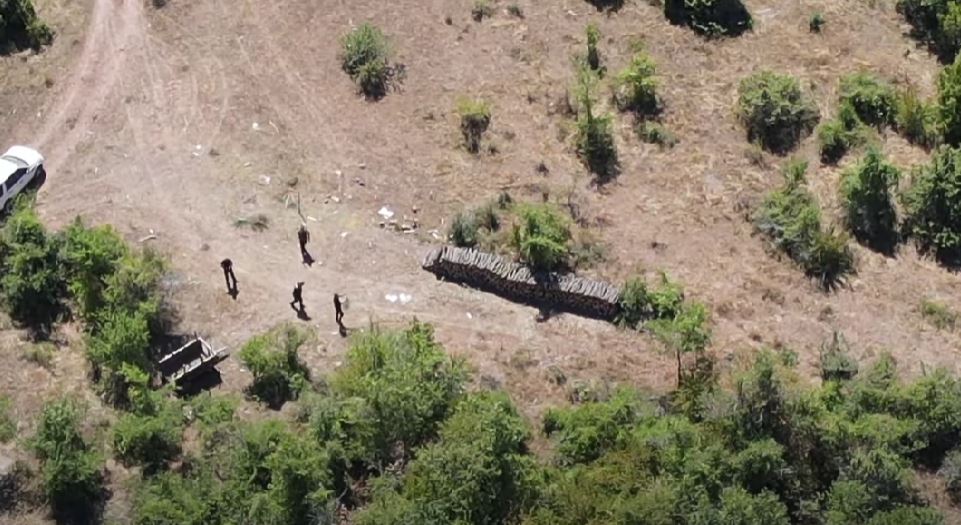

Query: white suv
[0,146,45,212]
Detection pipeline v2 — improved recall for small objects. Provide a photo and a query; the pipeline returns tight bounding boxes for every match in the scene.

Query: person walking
[290,282,305,313]
[297,224,312,264]
[220,258,237,295]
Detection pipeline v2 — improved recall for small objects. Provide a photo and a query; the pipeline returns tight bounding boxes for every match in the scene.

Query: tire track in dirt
[34,0,145,174]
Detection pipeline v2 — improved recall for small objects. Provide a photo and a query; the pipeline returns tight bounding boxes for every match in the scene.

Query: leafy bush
[896,0,961,61]
[737,71,819,153]
[330,322,467,462]
[820,332,859,382]
[456,98,492,153]
[574,69,618,181]
[31,399,102,522]
[840,73,897,127]
[664,0,753,36]
[98,249,168,335]
[358,392,539,524]
[839,148,900,253]
[754,160,855,288]
[113,405,183,473]
[510,204,572,272]
[341,23,392,98]
[895,88,940,148]
[543,389,648,464]
[60,218,128,322]
[921,299,957,330]
[0,205,65,332]
[239,324,312,409]
[818,103,869,164]
[903,146,961,265]
[449,211,479,248]
[613,51,659,116]
[810,12,825,33]
[0,0,53,53]
[939,54,961,146]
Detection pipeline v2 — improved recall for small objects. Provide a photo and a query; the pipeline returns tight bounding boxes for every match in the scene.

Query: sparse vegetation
[737,71,819,154]
[820,332,858,381]
[508,3,524,17]
[585,23,602,73]
[818,102,870,164]
[0,0,53,53]
[0,396,15,443]
[664,0,753,37]
[636,121,677,148]
[938,53,961,146]
[897,0,961,62]
[341,23,394,98]
[472,0,494,21]
[233,213,270,231]
[903,146,961,265]
[456,98,492,153]
[810,12,825,33]
[239,324,312,409]
[921,299,957,330]
[839,148,901,253]
[23,341,55,368]
[754,159,855,288]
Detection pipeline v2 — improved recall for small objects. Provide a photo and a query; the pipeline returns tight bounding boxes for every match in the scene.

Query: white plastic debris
[340,232,349,238]
[466,312,473,319]
[377,206,394,220]
[399,293,412,304]
[385,294,398,303]
[258,175,271,185]
[252,122,260,131]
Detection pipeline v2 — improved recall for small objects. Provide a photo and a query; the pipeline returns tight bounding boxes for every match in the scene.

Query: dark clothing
[334,294,344,325]
[297,228,310,247]
[221,259,237,292]
[290,284,304,311]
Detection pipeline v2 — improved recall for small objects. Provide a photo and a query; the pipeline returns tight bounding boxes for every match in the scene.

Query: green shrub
[648,302,712,363]
[903,146,961,265]
[939,54,961,145]
[0,205,66,332]
[449,211,479,248]
[456,98,492,153]
[543,389,648,464]
[664,0,753,36]
[737,71,819,153]
[472,0,494,21]
[585,23,601,72]
[810,12,825,33]
[636,121,677,148]
[98,249,168,335]
[510,204,572,272]
[341,23,392,98]
[31,399,102,522]
[754,160,855,288]
[239,324,312,409]
[895,88,939,148]
[921,299,957,330]
[818,103,869,164]
[840,73,897,127]
[0,0,54,53]
[87,308,152,373]
[23,341,55,368]
[839,148,900,253]
[359,392,539,524]
[820,332,859,382]
[60,218,129,322]
[614,51,659,116]
[330,322,467,462]
[113,408,183,473]
[718,487,791,525]
[574,69,618,180]
[896,0,961,61]
[133,472,216,525]
[508,4,524,17]
[867,507,945,525]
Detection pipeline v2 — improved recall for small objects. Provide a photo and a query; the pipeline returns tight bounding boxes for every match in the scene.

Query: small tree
[510,204,572,272]
[0,0,53,53]
[456,98,492,153]
[341,23,393,99]
[903,146,961,265]
[818,102,869,164]
[585,23,601,72]
[737,71,819,153]
[0,205,66,333]
[60,218,129,323]
[839,149,901,253]
[239,324,312,409]
[613,51,659,116]
[939,54,961,146]
[574,69,618,181]
[895,88,939,148]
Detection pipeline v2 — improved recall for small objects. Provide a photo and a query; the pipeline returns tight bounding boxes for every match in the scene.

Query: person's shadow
[292,303,311,321]
[302,250,315,267]
[228,284,239,300]
[338,322,348,337]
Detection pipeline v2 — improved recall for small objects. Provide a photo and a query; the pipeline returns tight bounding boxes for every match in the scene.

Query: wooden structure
[157,336,228,386]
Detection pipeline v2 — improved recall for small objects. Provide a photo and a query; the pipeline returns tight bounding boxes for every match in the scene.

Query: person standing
[220,258,237,295]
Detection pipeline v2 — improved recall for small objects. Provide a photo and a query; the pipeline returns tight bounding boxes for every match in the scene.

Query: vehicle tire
[32,166,47,189]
